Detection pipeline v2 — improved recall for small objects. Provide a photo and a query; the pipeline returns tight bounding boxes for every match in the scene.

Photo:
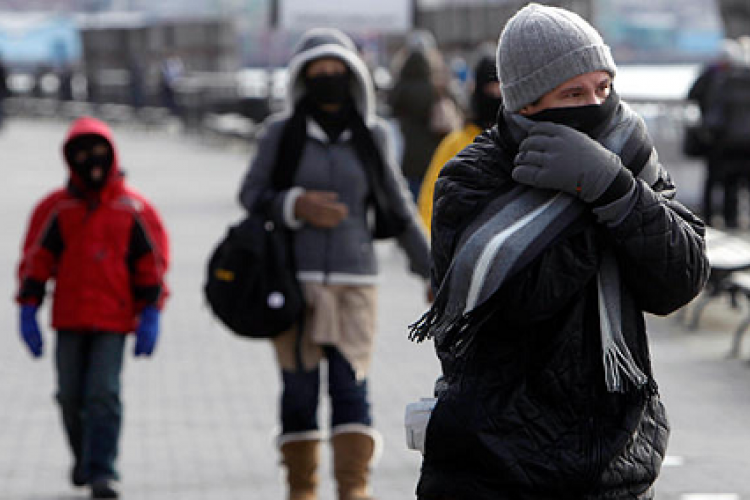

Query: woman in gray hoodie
[239,28,430,500]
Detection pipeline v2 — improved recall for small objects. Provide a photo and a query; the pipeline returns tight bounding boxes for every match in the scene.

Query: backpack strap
[271,100,309,191]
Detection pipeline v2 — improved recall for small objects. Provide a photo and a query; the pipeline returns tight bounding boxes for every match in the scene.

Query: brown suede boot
[331,431,376,500]
[280,439,320,500]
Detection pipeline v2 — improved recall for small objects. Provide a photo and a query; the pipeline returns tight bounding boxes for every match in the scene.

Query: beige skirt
[273,282,377,380]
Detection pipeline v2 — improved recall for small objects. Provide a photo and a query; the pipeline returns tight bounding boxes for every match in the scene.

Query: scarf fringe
[409,285,453,344]
[597,252,649,394]
[408,306,438,343]
[601,330,649,393]
[408,308,466,350]
[409,298,485,371]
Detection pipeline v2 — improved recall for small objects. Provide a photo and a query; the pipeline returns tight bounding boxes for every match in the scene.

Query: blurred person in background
[159,53,185,116]
[127,56,145,110]
[58,64,74,102]
[15,116,170,499]
[389,30,460,201]
[687,38,748,228]
[417,46,502,233]
[410,4,708,499]
[32,64,52,98]
[85,68,101,105]
[238,28,430,500]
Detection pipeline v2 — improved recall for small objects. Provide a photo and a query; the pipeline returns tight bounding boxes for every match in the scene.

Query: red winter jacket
[16,116,170,334]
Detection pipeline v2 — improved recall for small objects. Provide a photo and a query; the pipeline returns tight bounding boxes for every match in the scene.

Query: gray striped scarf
[411,101,663,393]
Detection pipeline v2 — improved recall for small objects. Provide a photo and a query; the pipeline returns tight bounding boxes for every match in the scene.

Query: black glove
[513,121,634,205]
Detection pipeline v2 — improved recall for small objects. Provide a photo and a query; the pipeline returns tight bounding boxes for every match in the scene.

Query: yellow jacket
[417,123,482,234]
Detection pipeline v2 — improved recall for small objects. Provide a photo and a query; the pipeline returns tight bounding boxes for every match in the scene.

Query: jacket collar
[306,117,352,143]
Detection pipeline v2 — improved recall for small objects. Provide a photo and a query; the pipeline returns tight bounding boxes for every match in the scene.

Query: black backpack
[205,113,304,339]
[204,212,304,339]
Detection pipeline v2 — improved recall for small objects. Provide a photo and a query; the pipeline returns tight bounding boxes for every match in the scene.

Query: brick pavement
[2,118,750,500]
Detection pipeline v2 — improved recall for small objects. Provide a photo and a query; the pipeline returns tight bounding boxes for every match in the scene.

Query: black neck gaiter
[527,88,619,138]
[309,98,353,142]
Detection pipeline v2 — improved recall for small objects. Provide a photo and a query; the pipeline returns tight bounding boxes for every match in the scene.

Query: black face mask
[305,73,350,108]
[66,136,114,191]
[527,88,619,138]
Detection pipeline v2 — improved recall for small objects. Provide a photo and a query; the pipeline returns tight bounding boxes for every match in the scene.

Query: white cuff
[277,430,324,448]
[283,187,306,230]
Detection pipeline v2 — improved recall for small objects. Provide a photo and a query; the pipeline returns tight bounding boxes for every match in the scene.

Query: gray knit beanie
[496,3,617,112]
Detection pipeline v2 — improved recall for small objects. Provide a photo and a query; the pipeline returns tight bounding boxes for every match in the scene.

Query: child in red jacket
[16,116,170,499]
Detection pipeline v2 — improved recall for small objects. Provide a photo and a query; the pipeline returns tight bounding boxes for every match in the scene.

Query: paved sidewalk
[1,118,750,500]
[0,118,437,500]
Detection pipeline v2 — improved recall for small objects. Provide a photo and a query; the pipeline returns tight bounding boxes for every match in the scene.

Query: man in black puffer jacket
[410,4,709,499]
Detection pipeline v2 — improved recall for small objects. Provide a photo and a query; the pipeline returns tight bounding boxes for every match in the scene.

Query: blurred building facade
[0,0,747,129]
[80,15,237,74]
[414,0,593,52]
[1,1,744,67]
[413,0,726,64]
[597,0,723,64]
[79,14,238,105]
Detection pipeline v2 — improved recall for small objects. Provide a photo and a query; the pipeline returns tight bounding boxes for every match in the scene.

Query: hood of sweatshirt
[285,28,376,124]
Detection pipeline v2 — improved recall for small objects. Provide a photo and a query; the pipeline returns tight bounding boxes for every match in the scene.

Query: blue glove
[20,305,43,358]
[134,306,160,357]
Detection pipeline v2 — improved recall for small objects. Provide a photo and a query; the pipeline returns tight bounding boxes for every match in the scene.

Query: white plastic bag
[404,397,437,453]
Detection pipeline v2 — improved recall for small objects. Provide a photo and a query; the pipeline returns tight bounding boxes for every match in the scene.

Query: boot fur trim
[278,430,324,448]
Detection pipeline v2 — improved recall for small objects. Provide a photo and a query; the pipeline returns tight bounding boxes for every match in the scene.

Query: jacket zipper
[323,229,331,285]
[323,146,335,285]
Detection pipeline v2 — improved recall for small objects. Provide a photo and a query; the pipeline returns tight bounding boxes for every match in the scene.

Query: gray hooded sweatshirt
[239,28,430,285]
